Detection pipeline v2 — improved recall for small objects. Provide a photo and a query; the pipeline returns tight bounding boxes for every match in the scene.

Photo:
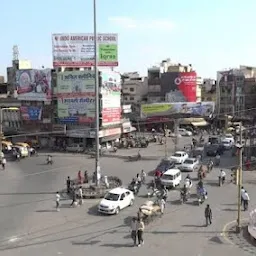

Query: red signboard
[161,71,197,102]
[102,107,121,124]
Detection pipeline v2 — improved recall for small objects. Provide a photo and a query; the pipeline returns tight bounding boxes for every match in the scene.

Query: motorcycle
[47,159,53,165]
[180,190,187,204]
[147,188,161,198]
[218,176,225,186]
[128,182,140,195]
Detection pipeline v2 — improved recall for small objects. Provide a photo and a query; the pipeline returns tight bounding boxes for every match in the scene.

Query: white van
[160,168,182,189]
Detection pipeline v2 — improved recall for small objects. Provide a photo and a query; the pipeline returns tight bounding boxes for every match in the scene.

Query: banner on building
[20,106,42,121]
[141,102,215,118]
[101,71,121,125]
[16,69,52,101]
[57,71,95,123]
[52,33,118,67]
[161,71,197,102]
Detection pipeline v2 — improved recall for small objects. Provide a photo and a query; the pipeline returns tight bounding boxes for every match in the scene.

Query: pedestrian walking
[78,186,83,206]
[204,204,212,226]
[70,188,77,207]
[78,170,82,184]
[160,198,165,215]
[130,217,137,246]
[66,176,71,194]
[2,158,6,170]
[84,170,88,183]
[242,190,250,211]
[241,186,245,205]
[56,191,60,211]
[137,218,145,247]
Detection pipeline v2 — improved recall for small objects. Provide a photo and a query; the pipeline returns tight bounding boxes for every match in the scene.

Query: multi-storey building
[201,78,216,102]
[121,72,148,115]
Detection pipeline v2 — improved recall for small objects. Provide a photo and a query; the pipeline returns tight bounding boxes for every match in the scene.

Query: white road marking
[23,165,78,177]
[8,237,20,243]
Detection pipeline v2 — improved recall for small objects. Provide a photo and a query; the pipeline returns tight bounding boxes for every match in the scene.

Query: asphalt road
[0,137,255,256]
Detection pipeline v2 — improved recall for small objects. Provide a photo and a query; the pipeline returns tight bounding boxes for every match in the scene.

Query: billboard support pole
[174,119,179,152]
[93,0,100,187]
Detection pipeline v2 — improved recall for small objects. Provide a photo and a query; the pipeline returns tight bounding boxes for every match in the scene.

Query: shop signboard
[52,33,118,67]
[16,69,52,101]
[20,106,42,121]
[141,102,215,118]
[57,71,95,123]
[101,71,121,126]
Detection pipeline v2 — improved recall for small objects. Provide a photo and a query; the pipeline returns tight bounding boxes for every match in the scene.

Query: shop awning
[191,120,209,127]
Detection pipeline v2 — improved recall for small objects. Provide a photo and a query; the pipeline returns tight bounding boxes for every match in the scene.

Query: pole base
[236,225,241,233]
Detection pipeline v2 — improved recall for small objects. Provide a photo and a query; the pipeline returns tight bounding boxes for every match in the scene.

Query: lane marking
[221,218,248,245]
[22,165,79,177]
[8,237,20,243]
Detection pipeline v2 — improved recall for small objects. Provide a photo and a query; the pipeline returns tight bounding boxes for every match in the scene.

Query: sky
[1,0,256,80]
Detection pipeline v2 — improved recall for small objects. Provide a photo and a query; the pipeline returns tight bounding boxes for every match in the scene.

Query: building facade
[121,72,148,115]
[201,78,216,102]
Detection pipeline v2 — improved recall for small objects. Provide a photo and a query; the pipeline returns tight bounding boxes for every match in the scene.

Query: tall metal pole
[93,0,100,186]
[164,124,167,158]
[0,109,3,163]
[236,122,243,233]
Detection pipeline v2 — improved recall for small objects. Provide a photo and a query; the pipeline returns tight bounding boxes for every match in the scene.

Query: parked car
[154,159,175,175]
[169,151,189,164]
[160,168,182,189]
[222,133,235,144]
[222,139,233,150]
[66,144,84,153]
[178,128,193,136]
[179,158,199,172]
[98,187,134,215]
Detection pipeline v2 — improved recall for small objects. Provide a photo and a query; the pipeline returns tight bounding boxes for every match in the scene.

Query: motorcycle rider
[161,186,168,202]
[219,169,226,184]
[207,159,213,171]
[184,175,192,188]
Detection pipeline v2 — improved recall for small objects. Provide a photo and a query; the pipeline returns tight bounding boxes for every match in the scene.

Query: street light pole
[236,122,243,233]
[93,0,100,186]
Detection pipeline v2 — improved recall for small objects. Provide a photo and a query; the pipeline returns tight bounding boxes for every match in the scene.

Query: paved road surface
[0,137,255,256]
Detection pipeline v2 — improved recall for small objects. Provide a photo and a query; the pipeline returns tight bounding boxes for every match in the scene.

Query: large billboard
[57,71,95,123]
[52,33,118,67]
[141,102,215,118]
[16,69,52,101]
[101,71,121,126]
[20,106,42,121]
[161,71,197,102]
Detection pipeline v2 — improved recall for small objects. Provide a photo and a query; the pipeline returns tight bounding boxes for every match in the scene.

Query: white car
[222,134,234,144]
[98,187,134,215]
[178,128,193,136]
[222,139,233,150]
[179,158,199,172]
[66,143,84,153]
[170,151,189,164]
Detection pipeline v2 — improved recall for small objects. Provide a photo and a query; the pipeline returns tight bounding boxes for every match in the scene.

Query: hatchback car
[98,187,134,215]
[170,151,189,164]
[179,158,199,172]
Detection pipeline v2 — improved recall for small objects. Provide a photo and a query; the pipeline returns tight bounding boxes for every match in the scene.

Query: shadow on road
[170,200,181,205]
[209,236,224,244]
[87,205,101,216]
[182,224,205,228]
[100,243,132,248]
[72,240,100,246]
[222,208,237,212]
[36,209,57,213]
[204,180,219,187]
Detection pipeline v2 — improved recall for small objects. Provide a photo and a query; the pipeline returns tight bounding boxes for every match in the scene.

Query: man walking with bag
[205,204,212,226]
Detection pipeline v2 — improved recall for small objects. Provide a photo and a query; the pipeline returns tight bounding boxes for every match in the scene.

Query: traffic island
[224,221,256,254]
[73,176,122,199]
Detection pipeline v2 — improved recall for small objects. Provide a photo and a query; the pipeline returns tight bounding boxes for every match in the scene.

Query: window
[130,97,134,100]
[130,87,134,92]
[120,193,125,200]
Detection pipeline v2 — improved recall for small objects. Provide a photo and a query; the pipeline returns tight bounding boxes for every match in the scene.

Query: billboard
[16,69,52,101]
[57,71,95,123]
[101,71,121,125]
[20,106,42,121]
[141,102,215,118]
[52,33,118,67]
[161,71,197,102]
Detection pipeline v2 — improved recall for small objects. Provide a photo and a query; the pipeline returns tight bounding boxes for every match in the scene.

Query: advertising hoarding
[52,33,118,67]
[161,71,197,102]
[101,71,121,125]
[16,69,52,101]
[20,106,42,121]
[141,102,215,118]
[57,71,95,123]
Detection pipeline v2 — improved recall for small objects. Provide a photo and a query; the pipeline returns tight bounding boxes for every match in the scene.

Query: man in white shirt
[56,192,60,211]
[78,186,83,205]
[241,186,245,204]
[242,190,250,211]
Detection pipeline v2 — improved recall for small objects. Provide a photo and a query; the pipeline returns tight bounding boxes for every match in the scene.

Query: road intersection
[0,137,255,255]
